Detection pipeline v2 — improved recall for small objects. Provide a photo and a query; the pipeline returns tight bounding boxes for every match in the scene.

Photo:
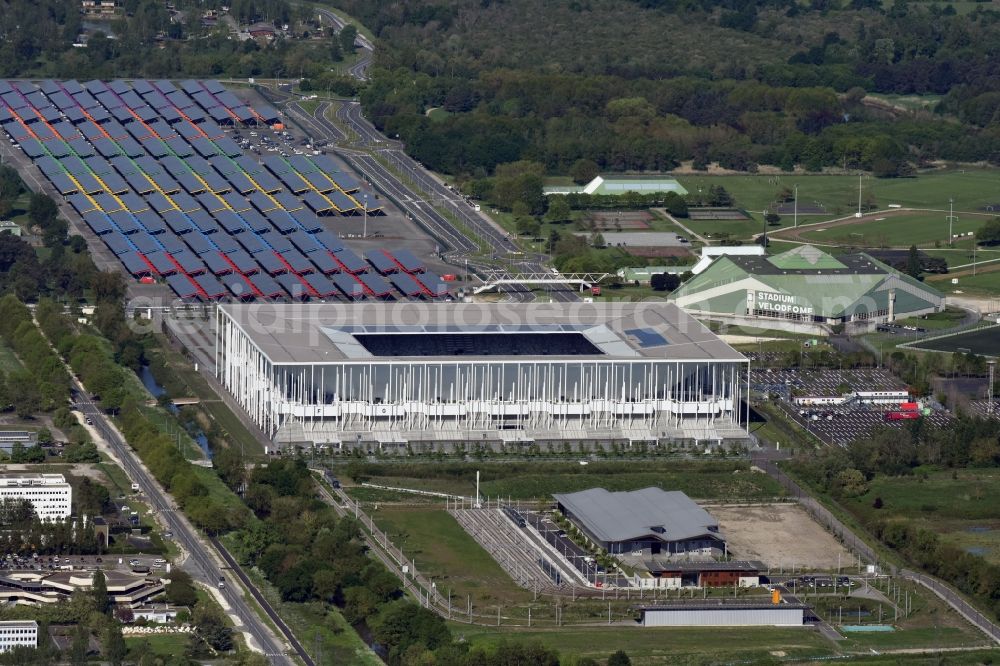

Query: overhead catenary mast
[855,173,863,218]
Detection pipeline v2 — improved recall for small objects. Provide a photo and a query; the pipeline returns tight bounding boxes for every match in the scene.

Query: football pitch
[907,325,1000,356]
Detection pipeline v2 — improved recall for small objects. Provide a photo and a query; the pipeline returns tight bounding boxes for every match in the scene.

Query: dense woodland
[0,0,358,93]
[324,0,1000,179]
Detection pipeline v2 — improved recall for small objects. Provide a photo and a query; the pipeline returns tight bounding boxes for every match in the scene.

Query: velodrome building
[670,245,944,335]
[215,302,749,449]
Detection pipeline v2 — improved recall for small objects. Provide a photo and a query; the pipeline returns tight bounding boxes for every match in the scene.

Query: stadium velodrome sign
[746,289,815,316]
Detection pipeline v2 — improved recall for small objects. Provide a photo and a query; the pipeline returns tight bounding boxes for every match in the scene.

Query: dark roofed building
[554,487,724,556]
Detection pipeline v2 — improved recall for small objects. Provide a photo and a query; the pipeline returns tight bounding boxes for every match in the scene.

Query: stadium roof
[553,487,720,544]
[218,302,745,364]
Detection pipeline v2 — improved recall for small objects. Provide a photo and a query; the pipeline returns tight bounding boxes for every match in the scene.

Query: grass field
[843,468,1000,563]
[371,506,531,606]
[452,625,836,663]
[797,211,988,248]
[342,460,785,502]
[928,266,1000,298]
[922,247,1000,269]
[908,325,1000,356]
[671,169,1000,243]
[895,307,968,330]
[125,633,190,660]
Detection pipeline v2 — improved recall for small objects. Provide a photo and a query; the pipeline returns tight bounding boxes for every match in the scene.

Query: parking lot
[793,406,953,446]
[751,367,905,398]
[1,552,168,573]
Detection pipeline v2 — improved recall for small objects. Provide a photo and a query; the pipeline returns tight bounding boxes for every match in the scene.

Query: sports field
[674,168,1000,242]
[793,210,989,249]
[908,325,1000,356]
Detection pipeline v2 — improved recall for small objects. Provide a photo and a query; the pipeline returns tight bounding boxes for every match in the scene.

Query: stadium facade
[215,302,749,449]
[670,245,944,335]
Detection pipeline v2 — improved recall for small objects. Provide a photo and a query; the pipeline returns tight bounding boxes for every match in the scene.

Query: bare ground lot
[710,503,852,570]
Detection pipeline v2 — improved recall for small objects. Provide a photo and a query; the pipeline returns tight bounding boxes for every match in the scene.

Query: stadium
[669,245,945,335]
[214,302,749,449]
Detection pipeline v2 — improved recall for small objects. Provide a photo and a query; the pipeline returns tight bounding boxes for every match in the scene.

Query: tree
[569,159,599,185]
[976,218,1000,246]
[765,211,781,226]
[193,604,233,652]
[28,193,58,229]
[545,228,561,253]
[166,569,199,607]
[906,244,922,279]
[369,601,451,658]
[544,196,572,224]
[70,623,89,665]
[608,650,632,666]
[514,215,540,238]
[104,623,127,666]
[93,569,110,615]
[339,24,358,54]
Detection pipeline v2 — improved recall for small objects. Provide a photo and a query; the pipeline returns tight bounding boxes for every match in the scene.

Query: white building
[640,603,804,627]
[215,302,749,449]
[690,245,766,275]
[0,474,72,520]
[0,621,38,652]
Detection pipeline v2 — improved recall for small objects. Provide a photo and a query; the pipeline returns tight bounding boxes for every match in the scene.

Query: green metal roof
[768,245,846,270]
[670,245,944,319]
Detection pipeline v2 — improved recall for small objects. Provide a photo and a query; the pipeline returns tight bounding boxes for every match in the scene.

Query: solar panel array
[0,79,448,301]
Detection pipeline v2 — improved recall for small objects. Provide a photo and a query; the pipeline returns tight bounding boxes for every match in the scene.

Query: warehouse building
[553,487,724,556]
[0,621,38,652]
[215,302,749,449]
[670,245,944,335]
[640,602,805,627]
[0,474,72,520]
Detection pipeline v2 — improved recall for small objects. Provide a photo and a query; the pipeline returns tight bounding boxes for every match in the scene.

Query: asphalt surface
[269,91,579,302]
[314,7,373,81]
[74,395,296,664]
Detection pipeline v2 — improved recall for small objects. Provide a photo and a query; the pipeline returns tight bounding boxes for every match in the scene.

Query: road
[313,6,373,81]
[902,569,1000,644]
[74,393,300,664]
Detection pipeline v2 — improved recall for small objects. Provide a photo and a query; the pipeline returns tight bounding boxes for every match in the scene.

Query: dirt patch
[710,503,852,569]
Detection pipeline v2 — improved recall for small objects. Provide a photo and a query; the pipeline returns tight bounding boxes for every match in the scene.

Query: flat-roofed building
[0,474,72,520]
[640,602,805,627]
[0,621,38,652]
[215,302,749,449]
